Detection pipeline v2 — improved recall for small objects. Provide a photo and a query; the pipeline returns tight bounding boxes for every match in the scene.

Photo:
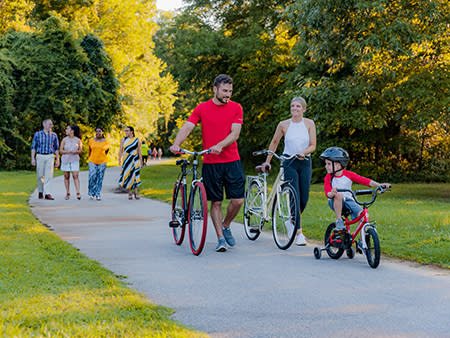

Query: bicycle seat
[176,159,189,166]
[255,165,270,173]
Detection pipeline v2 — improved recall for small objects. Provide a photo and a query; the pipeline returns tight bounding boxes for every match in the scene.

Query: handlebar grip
[252,151,265,156]
[336,189,352,193]
[355,189,373,195]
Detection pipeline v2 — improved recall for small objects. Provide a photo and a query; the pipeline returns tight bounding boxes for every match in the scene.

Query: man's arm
[210,123,242,154]
[170,122,195,153]
[31,149,36,166]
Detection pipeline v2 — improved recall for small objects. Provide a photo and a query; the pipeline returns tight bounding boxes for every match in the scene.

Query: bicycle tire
[171,181,186,245]
[188,181,208,256]
[243,179,264,240]
[271,183,298,250]
[325,223,344,259]
[365,226,380,268]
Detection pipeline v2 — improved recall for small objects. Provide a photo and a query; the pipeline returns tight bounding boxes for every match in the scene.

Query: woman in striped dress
[118,126,143,200]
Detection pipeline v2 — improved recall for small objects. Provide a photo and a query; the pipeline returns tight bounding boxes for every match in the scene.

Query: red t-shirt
[187,99,243,164]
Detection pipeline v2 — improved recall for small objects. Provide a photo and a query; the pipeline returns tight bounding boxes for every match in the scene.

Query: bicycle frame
[340,207,372,250]
[246,151,305,224]
[329,186,389,250]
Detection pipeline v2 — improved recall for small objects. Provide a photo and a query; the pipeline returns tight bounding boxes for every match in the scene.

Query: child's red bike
[313,185,391,268]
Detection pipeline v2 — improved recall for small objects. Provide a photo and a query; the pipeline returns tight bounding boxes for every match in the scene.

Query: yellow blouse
[89,138,109,165]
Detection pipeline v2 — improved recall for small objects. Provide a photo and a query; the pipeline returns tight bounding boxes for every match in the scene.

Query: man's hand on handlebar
[169,144,180,154]
[210,144,223,154]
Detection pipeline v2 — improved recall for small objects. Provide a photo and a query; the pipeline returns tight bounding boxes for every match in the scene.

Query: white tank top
[283,119,310,156]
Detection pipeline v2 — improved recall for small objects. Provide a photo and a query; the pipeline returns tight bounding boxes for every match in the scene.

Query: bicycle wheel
[325,223,344,259]
[271,183,298,250]
[365,226,380,268]
[188,181,208,256]
[171,181,186,245]
[243,179,264,240]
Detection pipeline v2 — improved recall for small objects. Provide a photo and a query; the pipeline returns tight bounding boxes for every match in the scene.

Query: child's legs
[328,193,344,219]
[342,199,363,219]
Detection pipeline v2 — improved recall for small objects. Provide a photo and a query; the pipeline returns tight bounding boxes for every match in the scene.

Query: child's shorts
[328,198,362,220]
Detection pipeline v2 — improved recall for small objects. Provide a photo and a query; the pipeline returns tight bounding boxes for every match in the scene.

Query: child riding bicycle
[319,147,391,232]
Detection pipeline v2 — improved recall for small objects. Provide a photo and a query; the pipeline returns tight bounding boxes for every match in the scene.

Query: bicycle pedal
[169,220,180,228]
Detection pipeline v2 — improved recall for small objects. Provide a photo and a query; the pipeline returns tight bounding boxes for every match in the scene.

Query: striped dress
[118,137,141,190]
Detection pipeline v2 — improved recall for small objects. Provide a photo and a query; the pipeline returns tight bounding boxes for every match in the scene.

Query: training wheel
[314,247,321,259]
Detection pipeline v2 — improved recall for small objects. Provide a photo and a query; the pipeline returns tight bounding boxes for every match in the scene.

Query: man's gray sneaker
[216,237,227,252]
[223,227,235,247]
[335,219,345,230]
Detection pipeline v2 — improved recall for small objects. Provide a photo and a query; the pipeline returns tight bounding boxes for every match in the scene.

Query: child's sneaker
[295,233,308,246]
[335,219,345,230]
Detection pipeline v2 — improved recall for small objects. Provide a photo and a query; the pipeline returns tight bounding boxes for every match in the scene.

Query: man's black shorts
[202,160,245,201]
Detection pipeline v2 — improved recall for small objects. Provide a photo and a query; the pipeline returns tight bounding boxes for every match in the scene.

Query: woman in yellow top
[118,126,143,200]
[88,127,110,200]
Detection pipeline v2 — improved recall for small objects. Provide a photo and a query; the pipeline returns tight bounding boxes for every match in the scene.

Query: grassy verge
[141,160,450,269]
[0,170,207,337]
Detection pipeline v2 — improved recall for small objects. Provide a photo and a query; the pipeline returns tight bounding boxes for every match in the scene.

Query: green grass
[141,160,450,269]
[0,170,207,337]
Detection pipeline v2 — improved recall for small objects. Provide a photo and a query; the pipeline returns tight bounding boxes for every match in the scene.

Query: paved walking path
[30,163,450,337]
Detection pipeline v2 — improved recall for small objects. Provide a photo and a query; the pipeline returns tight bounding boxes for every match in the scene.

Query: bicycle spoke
[272,184,298,250]
[188,182,208,255]
[244,180,264,240]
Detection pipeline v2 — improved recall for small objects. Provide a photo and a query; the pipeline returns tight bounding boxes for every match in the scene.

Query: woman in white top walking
[60,125,83,200]
[261,97,316,245]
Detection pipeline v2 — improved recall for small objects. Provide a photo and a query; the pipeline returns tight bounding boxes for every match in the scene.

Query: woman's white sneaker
[296,233,307,246]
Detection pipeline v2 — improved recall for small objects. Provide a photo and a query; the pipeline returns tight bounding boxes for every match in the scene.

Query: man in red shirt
[170,74,245,252]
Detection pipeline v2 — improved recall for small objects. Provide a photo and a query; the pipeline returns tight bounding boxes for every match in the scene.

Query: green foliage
[286,0,450,181]
[0,16,121,169]
[154,0,298,156]
[0,170,206,337]
[156,0,449,182]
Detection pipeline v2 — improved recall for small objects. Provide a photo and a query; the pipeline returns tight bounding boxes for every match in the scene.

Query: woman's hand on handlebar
[261,162,271,172]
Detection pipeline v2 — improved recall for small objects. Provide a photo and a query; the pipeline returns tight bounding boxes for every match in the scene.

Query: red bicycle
[313,185,391,268]
[169,148,210,256]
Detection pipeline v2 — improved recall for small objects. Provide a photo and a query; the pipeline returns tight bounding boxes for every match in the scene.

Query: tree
[155,0,298,160]
[0,16,122,168]
[286,0,450,180]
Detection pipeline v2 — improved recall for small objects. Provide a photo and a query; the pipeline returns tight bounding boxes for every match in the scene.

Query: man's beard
[216,95,229,104]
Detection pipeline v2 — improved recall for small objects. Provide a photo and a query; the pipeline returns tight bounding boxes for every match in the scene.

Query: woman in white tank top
[261,97,316,245]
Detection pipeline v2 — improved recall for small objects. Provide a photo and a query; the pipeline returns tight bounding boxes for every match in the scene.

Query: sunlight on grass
[0,171,208,337]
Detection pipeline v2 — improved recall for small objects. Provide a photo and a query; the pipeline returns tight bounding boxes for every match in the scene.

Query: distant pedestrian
[158,147,163,160]
[118,126,143,200]
[152,147,157,160]
[88,127,109,201]
[31,119,60,200]
[141,141,149,166]
[60,125,82,200]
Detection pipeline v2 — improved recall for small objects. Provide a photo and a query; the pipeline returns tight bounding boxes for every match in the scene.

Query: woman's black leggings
[282,157,312,229]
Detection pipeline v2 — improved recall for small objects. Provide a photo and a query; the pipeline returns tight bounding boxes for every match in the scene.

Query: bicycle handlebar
[252,150,307,161]
[178,148,211,156]
[337,185,391,207]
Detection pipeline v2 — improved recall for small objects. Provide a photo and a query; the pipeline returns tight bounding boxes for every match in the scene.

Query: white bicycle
[243,150,306,250]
